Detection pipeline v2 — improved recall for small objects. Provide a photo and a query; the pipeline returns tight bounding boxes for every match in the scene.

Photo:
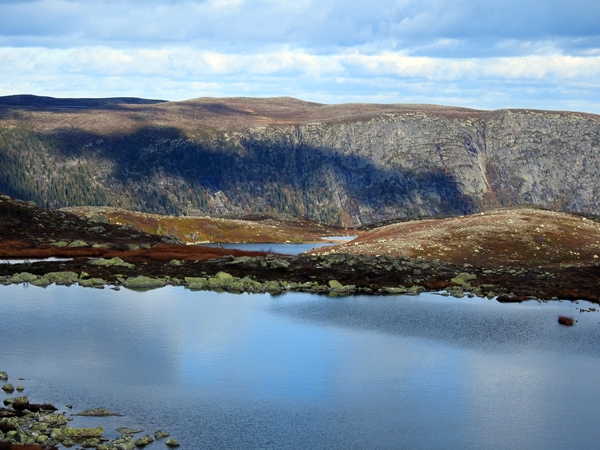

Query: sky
[1,0,600,113]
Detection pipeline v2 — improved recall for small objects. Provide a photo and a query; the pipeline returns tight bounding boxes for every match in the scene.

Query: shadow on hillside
[31,125,477,224]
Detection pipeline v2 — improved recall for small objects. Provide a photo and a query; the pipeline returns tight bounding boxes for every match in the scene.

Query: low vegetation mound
[62,207,352,244]
[313,208,600,269]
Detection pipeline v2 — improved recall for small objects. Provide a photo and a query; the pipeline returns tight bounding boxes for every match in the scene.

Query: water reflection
[0,285,599,449]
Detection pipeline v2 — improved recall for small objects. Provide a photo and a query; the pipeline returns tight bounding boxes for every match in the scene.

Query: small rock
[90,257,135,268]
[165,438,180,447]
[558,316,574,326]
[117,427,143,435]
[0,371,7,380]
[3,395,28,406]
[154,430,170,439]
[2,383,15,393]
[134,434,155,446]
[87,226,106,233]
[16,385,24,392]
[68,239,88,248]
[75,407,120,416]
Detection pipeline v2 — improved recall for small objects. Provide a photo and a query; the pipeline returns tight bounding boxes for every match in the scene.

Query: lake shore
[2,251,599,303]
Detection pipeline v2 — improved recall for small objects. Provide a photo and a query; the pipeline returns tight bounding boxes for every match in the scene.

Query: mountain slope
[1,95,599,225]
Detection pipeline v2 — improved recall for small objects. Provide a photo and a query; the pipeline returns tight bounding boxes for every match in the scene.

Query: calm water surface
[1,285,600,449]
[200,242,337,254]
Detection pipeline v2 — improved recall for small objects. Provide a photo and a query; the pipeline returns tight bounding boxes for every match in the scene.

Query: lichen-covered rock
[153,430,170,439]
[0,371,7,380]
[68,240,88,248]
[10,272,38,283]
[3,396,29,406]
[265,280,283,293]
[51,426,104,441]
[41,412,69,427]
[113,434,136,450]
[382,286,408,294]
[185,277,208,290]
[30,276,52,287]
[45,271,80,285]
[90,257,135,269]
[78,278,108,287]
[206,271,235,289]
[16,385,24,392]
[75,407,119,416]
[230,256,254,264]
[122,276,166,289]
[328,279,343,290]
[165,438,180,447]
[2,384,14,393]
[408,285,426,294]
[169,259,182,266]
[116,427,143,435]
[134,434,155,446]
[81,437,101,448]
[451,272,477,286]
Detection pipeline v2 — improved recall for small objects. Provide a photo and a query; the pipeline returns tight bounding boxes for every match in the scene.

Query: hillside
[1,95,599,225]
[1,193,599,302]
[312,208,600,269]
[62,206,352,244]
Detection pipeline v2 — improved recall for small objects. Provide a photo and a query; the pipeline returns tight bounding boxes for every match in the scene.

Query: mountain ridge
[1,95,599,225]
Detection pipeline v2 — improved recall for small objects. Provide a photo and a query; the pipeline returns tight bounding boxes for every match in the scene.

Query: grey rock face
[1,104,599,225]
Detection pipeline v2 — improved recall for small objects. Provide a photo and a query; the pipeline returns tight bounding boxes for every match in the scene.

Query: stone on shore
[121,276,166,289]
[90,257,135,269]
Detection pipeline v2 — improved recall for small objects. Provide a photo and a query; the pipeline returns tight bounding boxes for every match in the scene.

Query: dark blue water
[1,285,600,449]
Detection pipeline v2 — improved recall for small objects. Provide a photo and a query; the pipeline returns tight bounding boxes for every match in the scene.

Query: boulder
[121,276,166,290]
[134,435,154,446]
[45,271,80,285]
[89,257,135,269]
[10,272,38,284]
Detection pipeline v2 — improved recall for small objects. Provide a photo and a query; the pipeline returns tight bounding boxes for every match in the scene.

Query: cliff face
[0,95,599,225]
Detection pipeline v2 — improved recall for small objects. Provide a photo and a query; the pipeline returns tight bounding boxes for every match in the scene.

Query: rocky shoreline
[0,372,179,450]
[1,252,599,303]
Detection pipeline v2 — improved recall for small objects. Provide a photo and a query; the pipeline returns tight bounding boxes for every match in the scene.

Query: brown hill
[2,94,600,226]
[313,208,600,269]
[62,207,352,244]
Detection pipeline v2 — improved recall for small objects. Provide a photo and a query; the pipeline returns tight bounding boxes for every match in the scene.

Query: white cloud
[1,1,600,113]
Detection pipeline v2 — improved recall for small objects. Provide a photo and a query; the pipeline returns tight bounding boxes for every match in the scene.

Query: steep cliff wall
[0,96,598,225]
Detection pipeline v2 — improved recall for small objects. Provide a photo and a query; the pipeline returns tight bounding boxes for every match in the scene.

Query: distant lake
[1,285,600,449]
[200,242,339,255]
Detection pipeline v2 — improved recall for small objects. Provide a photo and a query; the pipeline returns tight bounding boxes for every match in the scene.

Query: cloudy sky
[1,0,600,112]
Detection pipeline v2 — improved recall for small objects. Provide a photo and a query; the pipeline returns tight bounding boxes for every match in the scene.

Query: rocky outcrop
[1,96,599,225]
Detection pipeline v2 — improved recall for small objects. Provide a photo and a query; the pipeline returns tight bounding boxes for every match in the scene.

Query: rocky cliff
[0,95,598,225]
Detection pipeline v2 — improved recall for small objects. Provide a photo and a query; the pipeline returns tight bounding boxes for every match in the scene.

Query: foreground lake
[1,285,600,449]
